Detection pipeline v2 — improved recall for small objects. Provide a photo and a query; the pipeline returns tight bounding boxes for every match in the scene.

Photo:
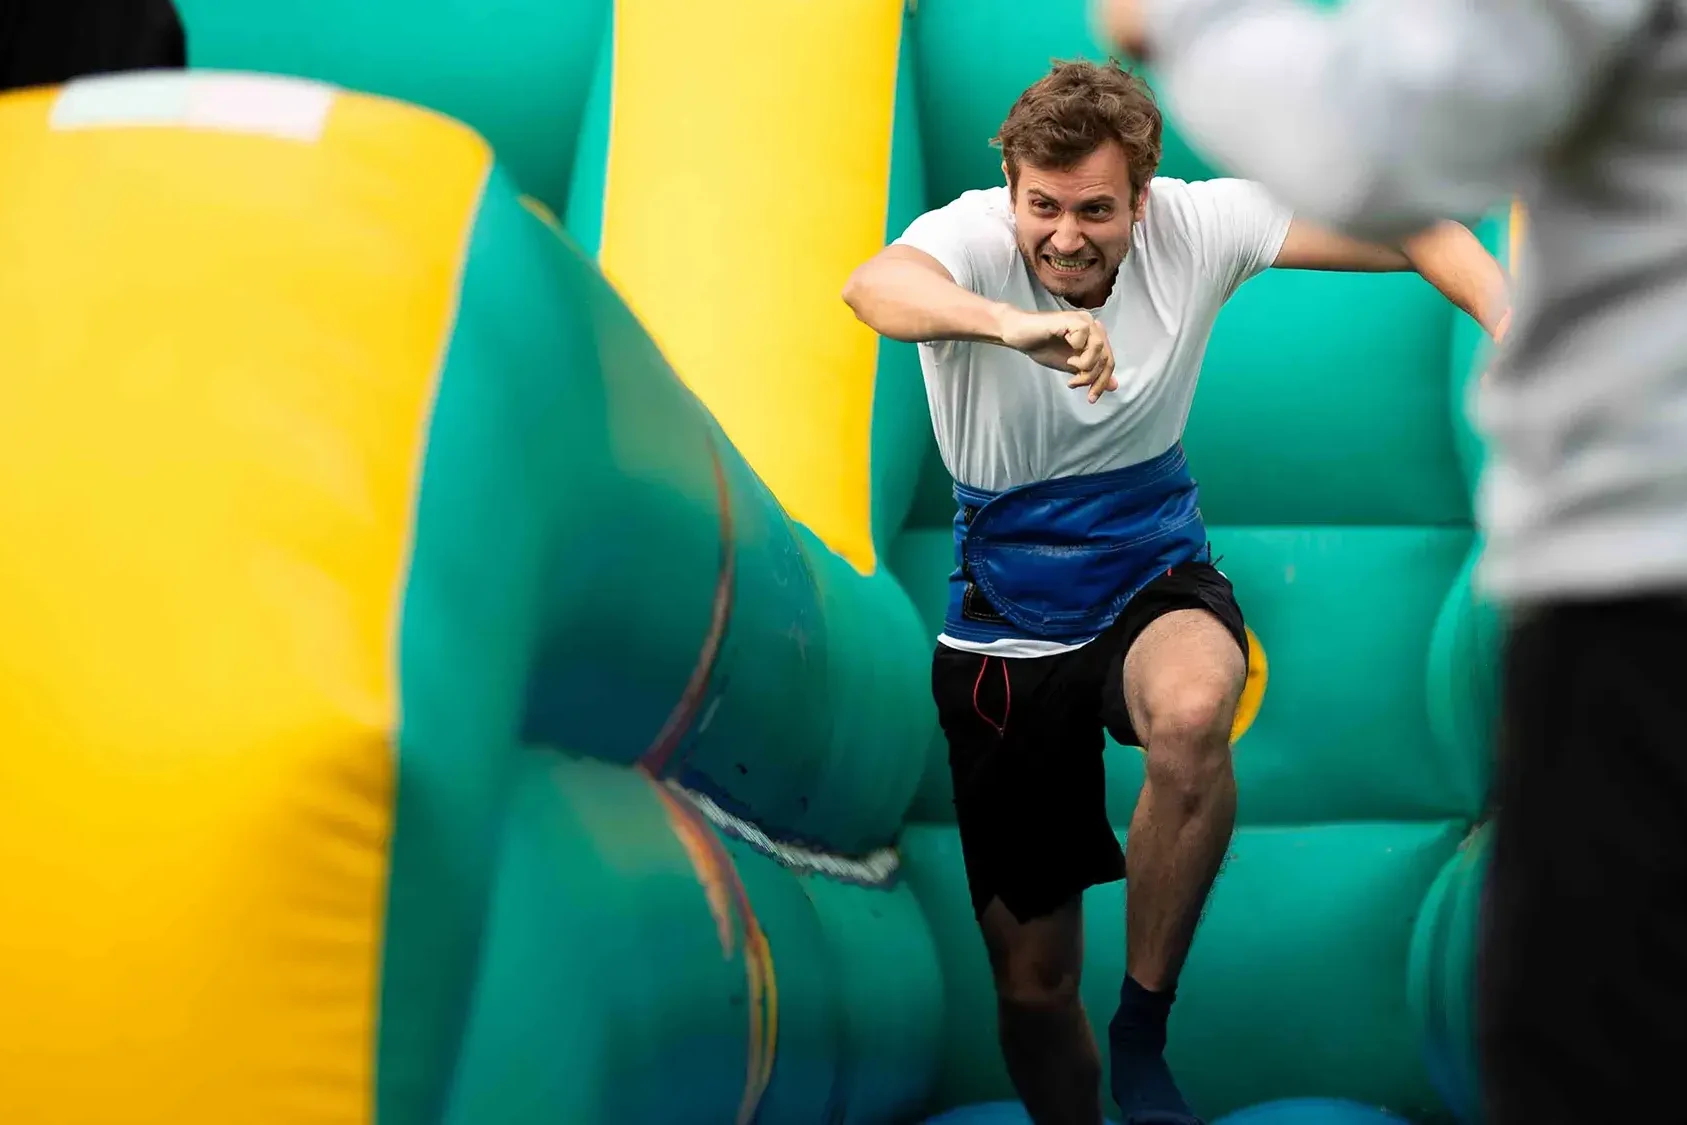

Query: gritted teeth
[1045,253,1094,272]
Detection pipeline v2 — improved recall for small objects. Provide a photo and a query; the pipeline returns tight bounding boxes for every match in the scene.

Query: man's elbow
[840,269,862,313]
[840,262,877,322]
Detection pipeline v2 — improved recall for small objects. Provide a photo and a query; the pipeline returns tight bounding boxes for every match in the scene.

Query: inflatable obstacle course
[0,1,1507,1121]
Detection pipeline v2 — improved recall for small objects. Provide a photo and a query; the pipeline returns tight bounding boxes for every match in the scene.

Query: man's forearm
[1402,220,1512,337]
[842,258,1012,345]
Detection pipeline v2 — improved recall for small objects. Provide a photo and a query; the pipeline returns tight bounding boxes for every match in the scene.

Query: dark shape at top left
[0,0,185,93]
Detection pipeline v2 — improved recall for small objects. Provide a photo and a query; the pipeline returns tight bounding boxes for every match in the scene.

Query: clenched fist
[999,308,1120,403]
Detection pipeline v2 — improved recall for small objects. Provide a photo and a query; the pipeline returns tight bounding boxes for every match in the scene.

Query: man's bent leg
[1109,607,1244,1122]
[1120,608,1244,990]
[980,896,1106,1125]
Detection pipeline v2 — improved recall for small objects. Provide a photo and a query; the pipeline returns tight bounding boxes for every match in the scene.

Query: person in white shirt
[843,59,1509,1125]
[1099,3,1687,1122]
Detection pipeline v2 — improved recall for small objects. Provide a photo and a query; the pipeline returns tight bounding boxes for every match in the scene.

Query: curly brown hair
[992,59,1163,201]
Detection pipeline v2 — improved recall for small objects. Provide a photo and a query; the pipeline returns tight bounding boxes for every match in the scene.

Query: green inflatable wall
[142,1,1505,1121]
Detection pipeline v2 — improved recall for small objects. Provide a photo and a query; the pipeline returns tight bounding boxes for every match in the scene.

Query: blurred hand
[999,308,1119,403]
[1098,0,1152,59]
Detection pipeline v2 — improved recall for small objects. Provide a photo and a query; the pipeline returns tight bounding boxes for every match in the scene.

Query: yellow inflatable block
[0,74,488,1125]
[599,0,905,574]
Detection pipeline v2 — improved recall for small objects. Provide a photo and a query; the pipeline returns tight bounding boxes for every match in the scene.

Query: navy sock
[1108,975,1196,1122]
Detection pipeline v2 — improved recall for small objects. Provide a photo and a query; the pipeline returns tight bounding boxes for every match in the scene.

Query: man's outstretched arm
[843,245,1120,396]
[1273,217,1512,338]
[1103,0,1658,240]
[841,246,1014,345]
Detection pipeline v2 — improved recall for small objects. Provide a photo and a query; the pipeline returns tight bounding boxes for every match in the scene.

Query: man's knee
[1140,685,1236,805]
[981,899,1085,1008]
[1142,680,1237,748]
[1124,608,1245,761]
[995,948,1083,1009]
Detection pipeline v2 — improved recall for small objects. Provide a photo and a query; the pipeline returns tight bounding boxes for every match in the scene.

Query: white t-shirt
[893,176,1293,656]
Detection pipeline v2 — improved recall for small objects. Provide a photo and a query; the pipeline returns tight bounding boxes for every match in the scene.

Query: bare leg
[980,896,1107,1125]
[1122,610,1243,991]
[1109,609,1244,1121]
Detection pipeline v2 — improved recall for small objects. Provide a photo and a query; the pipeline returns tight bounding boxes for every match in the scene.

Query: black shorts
[931,561,1248,923]
[1478,594,1687,1125]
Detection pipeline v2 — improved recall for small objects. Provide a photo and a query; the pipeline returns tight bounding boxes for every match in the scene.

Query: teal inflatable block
[905,439,963,532]
[791,522,932,853]
[513,209,927,855]
[886,527,951,645]
[791,867,946,1123]
[885,527,959,822]
[175,0,609,216]
[871,6,936,550]
[1424,545,1501,816]
[513,240,824,797]
[1127,526,1478,827]
[446,752,945,1125]
[1168,815,1462,1123]
[1187,268,1469,528]
[901,819,1466,1122]
[683,828,946,1125]
[381,161,601,1125]
[925,1105,1120,1125]
[910,0,1222,206]
[563,13,613,254]
[909,0,1100,209]
[726,831,843,1125]
[443,752,754,1125]
[1408,824,1490,1125]
[1214,1100,1416,1125]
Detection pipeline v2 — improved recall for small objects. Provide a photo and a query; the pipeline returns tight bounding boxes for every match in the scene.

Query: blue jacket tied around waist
[945,442,1211,646]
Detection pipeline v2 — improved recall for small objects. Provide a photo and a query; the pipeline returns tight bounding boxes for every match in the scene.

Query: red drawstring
[972,655,1012,737]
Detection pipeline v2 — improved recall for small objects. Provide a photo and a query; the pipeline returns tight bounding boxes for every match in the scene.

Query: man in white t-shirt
[843,60,1509,1125]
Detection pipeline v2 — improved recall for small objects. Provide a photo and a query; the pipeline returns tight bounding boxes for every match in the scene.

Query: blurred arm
[1142,0,1659,240]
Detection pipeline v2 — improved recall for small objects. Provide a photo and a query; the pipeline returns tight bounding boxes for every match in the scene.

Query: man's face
[1008,140,1146,308]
